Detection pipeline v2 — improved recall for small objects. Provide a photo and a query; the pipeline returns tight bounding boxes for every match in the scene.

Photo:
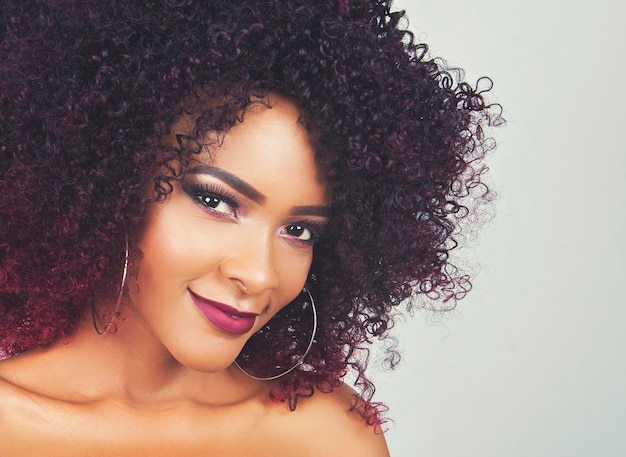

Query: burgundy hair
[0,0,500,423]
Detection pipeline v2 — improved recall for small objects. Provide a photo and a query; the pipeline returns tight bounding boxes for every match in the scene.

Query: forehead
[168,95,328,186]
[172,95,331,205]
[212,100,314,167]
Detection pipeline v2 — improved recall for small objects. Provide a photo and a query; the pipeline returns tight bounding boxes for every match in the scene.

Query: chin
[168,347,240,375]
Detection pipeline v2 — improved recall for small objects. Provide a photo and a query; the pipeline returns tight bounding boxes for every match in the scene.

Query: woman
[0,0,498,455]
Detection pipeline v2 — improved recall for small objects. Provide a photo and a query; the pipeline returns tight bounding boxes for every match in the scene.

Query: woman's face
[128,96,330,373]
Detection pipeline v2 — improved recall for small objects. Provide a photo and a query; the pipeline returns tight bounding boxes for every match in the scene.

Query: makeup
[189,289,258,335]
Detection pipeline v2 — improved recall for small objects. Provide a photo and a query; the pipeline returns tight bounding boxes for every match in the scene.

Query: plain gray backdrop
[374,1,626,456]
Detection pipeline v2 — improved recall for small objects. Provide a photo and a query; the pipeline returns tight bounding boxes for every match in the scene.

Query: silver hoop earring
[91,236,129,335]
[234,287,317,381]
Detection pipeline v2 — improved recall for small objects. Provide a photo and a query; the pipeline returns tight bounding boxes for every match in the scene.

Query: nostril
[219,252,279,295]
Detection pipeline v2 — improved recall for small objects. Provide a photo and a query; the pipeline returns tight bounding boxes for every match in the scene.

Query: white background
[375,1,626,456]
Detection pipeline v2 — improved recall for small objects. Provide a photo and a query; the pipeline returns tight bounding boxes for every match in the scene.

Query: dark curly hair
[0,0,499,423]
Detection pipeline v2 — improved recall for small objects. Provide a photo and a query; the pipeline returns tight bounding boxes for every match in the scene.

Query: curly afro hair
[0,0,500,423]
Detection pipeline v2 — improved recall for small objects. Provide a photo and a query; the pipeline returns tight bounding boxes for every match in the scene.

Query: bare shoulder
[0,356,38,448]
[0,350,65,429]
[285,384,390,457]
[0,349,47,398]
[0,354,26,397]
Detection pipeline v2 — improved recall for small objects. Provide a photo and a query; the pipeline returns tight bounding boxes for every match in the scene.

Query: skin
[0,96,390,456]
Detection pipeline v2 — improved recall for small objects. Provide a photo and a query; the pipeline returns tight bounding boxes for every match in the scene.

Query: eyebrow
[187,166,266,204]
[289,205,330,217]
[186,166,330,217]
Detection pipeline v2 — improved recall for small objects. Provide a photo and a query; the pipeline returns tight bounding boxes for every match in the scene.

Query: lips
[188,289,258,335]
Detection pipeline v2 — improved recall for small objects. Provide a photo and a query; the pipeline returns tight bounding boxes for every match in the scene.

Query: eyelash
[182,181,325,246]
[282,219,326,247]
[183,182,240,219]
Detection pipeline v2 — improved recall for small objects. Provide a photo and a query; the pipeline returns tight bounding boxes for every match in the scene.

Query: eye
[284,224,313,241]
[196,194,235,216]
[280,220,325,246]
[182,181,239,218]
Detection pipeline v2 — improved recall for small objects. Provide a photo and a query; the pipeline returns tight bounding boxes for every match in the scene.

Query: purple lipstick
[189,289,258,335]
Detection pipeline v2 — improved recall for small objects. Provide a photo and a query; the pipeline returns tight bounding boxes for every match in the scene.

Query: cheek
[272,247,313,307]
[136,195,315,309]
[135,201,206,286]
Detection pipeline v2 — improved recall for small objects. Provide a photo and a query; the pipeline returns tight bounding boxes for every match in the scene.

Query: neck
[37,308,268,407]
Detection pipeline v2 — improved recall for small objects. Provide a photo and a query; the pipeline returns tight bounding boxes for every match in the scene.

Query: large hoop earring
[234,286,317,381]
[91,236,129,335]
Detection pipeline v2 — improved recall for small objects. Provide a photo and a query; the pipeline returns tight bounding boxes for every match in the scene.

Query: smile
[188,289,258,335]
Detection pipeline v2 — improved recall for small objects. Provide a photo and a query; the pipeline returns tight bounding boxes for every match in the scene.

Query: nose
[219,231,280,295]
